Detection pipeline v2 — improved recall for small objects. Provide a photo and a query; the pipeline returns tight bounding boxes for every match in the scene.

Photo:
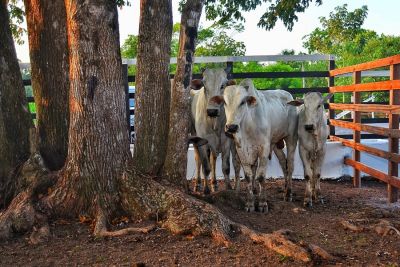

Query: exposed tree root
[2,165,333,263]
[340,219,400,237]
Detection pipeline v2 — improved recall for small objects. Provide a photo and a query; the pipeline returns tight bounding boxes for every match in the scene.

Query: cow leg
[193,146,202,192]
[232,145,241,192]
[197,145,211,194]
[313,150,325,204]
[284,137,297,202]
[299,145,313,207]
[273,148,290,201]
[256,156,269,213]
[221,140,232,190]
[210,151,218,192]
[243,164,255,212]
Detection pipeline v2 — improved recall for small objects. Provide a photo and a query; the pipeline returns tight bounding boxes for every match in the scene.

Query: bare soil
[1,178,400,266]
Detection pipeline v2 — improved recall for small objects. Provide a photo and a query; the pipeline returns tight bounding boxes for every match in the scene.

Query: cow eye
[317,104,321,108]
[240,100,245,106]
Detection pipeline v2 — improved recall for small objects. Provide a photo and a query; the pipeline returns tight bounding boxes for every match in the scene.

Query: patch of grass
[278,254,290,263]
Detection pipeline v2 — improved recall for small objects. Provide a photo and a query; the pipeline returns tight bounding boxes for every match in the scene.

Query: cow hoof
[259,202,269,213]
[194,185,201,193]
[303,200,313,208]
[245,204,255,212]
[211,184,218,193]
[320,197,325,204]
[284,194,293,202]
[203,186,211,195]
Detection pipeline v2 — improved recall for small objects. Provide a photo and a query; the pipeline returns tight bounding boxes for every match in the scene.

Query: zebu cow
[190,68,241,194]
[210,79,298,212]
[288,92,333,207]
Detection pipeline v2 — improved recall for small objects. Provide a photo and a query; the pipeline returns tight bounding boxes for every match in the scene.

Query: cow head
[191,68,235,118]
[288,92,333,133]
[210,79,257,134]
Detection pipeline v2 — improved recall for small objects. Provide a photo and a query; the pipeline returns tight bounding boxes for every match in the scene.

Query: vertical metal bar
[388,64,400,202]
[328,59,336,136]
[226,61,233,80]
[122,64,130,139]
[353,71,362,188]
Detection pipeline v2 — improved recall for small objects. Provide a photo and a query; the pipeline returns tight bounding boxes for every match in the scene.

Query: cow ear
[209,95,224,106]
[240,79,254,91]
[226,79,236,86]
[287,99,304,106]
[323,93,334,102]
[245,96,257,107]
[190,79,203,90]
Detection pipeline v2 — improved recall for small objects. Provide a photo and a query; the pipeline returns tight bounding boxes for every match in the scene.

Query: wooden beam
[330,119,400,138]
[353,71,362,188]
[388,64,400,202]
[330,135,400,163]
[329,80,400,93]
[330,54,400,76]
[345,158,400,189]
[329,103,400,114]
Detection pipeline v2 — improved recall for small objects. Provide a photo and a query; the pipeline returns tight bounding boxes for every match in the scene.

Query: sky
[15,0,400,62]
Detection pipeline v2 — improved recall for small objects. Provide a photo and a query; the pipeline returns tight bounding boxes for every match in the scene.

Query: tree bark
[133,0,173,176]
[0,0,33,208]
[23,0,70,171]
[46,0,130,218]
[163,0,204,189]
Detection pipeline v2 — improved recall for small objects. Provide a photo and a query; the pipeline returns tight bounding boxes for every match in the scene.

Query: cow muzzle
[225,124,239,134]
[207,108,219,117]
[304,124,314,133]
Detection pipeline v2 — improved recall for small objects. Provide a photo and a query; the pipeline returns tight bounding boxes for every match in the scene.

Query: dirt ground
[1,178,400,266]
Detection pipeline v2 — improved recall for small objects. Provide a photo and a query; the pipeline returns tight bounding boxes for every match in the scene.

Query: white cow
[190,68,241,194]
[210,79,298,212]
[288,92,333,207]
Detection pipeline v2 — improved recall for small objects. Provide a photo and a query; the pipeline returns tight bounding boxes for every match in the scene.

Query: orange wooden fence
[329,55,400,203]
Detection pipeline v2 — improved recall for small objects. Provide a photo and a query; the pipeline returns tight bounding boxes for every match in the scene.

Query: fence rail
[328,54,400,203]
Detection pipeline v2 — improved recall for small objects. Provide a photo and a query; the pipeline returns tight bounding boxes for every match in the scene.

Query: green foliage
[234,62,302,90]
[303,4,400,103]
[8,0,26,45]
[204,0,322,31]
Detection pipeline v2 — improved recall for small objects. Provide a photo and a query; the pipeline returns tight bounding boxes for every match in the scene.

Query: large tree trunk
[23,0,70,171]
[163,0,204,189]
[0,1,33,208]
[133,0,173,176]
[46,0,130,218]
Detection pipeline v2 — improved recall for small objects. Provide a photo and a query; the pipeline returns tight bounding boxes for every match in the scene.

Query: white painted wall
[185,140,399,180]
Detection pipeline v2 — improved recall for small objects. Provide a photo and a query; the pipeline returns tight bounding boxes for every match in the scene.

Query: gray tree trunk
[0,1,33,208]
[23,0,70,171]
[133,0,173,176]
[163,0,204,188]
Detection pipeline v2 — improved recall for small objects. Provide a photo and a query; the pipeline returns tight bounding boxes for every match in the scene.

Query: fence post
[122,64,130,137]
[388,64,400,202]
[328,58,336,136]
[226,61,233,80]
[353,71,362,188]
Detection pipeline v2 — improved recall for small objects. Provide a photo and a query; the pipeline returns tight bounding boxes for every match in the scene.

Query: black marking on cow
[305,175,310,181]
[87,76,98,100]
[184,26,197,50]
[276,139,285,149]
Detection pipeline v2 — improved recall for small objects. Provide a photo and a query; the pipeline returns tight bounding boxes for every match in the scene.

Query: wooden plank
[330,80,400,93]
[329,103,400,114]
[388,64,400,202]
[328,59,336,136]
[353,71,362,187]
[330,119,400,138]
[330,54,400,76]
[330,135,400,163]
[336,134,387,140]
[345,158,400,189]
